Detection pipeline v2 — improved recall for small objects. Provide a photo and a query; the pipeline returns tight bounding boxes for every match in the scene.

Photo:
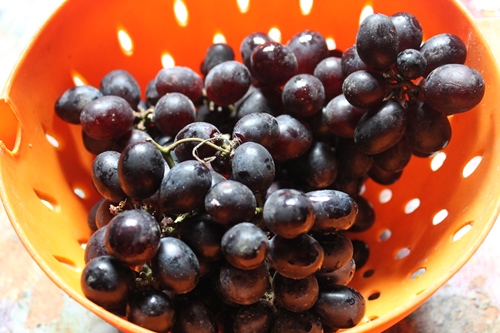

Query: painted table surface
[0,1,499,332]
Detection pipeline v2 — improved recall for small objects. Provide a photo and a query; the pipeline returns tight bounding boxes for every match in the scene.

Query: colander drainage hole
[453,222,473,242]
[395,247,411,260]
[378,229,392,242]
[410,267,427,279]
[54,255,81,272]
[34,189,59,211]
[362,269,375,278]
[367,291,380,301]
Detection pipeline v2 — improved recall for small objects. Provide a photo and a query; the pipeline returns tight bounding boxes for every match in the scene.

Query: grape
[287,30,329,75]
[87,198,102,232]
[372,135,412,172]
[282,74,325,118]
[145,79,160,107]
[292,141,338,189]
[81,130,121,155]
[171,294,218,333]
[351,239,369,270]
[159,160,212,214]
[232,112,280,149]
[153,92,196,136]
[263,188,316,239]
[269,233,324,279]
[196,103,236,135]
[348,195,375,233]
[341,45,371,76]
[354,99,407,155]
[335,137,373,179]
[99,69,141,110]
[84,225,109,263]
[342,70,388,109]
[420,33,467,77]
[423,63,485,115]
[80,95,135,140]
[205,60,252,107]
[127,288,176,333]
[118,141,165,200]
[155,66,204,103]
[390,12,423,52]
[240,32,273,73]
[204,180,257,226]
[80,255,134,315]
[368,163,403,185]
[396,49,427,80]
[105,209,161,266]
[251,41,298,87]
[313,56,345,102]
[55,85,103,124]
[152,237,200,294]
[91,150,127,204]
[316,258,356,286]
[201,43,235,76]
[311,284,366,330]
[273,273,319,312]
[356,13,399,70]
[233,300,274,333]
[306,189,358,232]
[315,231,354,273]
[230,142,275,194]
[271,308,323,333]
[173,121,222,162]
[235,85,284,120]
[268,114,313,162]
[95,198,116,229]
[215,262,270,305]
[178,214,226,262]
[324,94,367,138]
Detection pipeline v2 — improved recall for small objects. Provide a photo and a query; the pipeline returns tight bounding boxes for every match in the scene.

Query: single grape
[423,63,485,115]
[268,114,313,162]
[118,141,165,200]
[293,141,338,189]
[307,189,358,232]
[87,198,102,232]
[273,273,319,312]
[99,69,141,110]
[84,225,109,264]
[271,308,323,333]
[80,95,135,141]
[390,12,423,52]
[232,112,280,149]
[372,135,412,172]
[205,60,252,107]
[251,41,298,87]
[233,300,274,333]
[313,56,345,102]
[105,209,161,266]
[282,74,325,118]
[127,288,176,333]
[81,130,122,155]
[95,198,117,229]
[342,70,388,109]
[396,49,427,80]
[91,150,127,204]
[368,163,403,185]
[263,188,316,239]
[145,78,160,107]
[420,33,467,77]
[240,32,273,73]
[348,195,375,233]
[351,239,369,270]
[335,137,373,180]
[341,44,371,77]
[195,103,236,136]
[54,85,103,124]
[356,13,399,70]
[171,294,218,333]
[324,94,368,138]
[201,43,235,76]
[173,121,222,162]
[155,66,204,103]
[315,231,354,273]
[235,85,284,120]
[316,258,356,286]
[287,30,329,75]
[152,237,200,294]
[153,92,196,136]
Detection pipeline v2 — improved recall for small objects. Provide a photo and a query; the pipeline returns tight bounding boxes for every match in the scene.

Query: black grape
[55,85,103,124]
[153,92,196,136]
[390,12,423,52]
[342,70,388,109]
[155,66,204,103]
[91,150,127,204]
[99,69,141,110]
[420,33,467,77]
[307,189,358,232]
[282,74,325,118]
[232,112,280,149]
[272,273,319,312]
[287,30,329,75]
[205,60,252,107]
[268,114,313,162]
[251,41,298,87]
[127,288,176,333]
[313,56,345,102]
[201,43,235,76]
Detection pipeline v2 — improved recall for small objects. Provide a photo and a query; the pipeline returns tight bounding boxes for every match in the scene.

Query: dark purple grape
[313,56,345,102]
[420,33,467,77]
[405,102,452,155]
[233,300,274,333]
[105,209,161,266]
[354,99,407,155]
[315,231,353,273]
[205,60,252,107]
[263,188,315,239]
[251,41,298,87]
[173,121,222,162]
[84,225,110,263]
[80,255,134,314]
[54,85,103,124]
[153,92,196,136]
[80,95,135,140]
[368,163,403,185]
[316,258,356,286]
[240,32,273,73]
[201,43,235,76]
[152,237,200,294]
[81,130,122,155]
[372,135,412,172]
[171,294,218,333]
[273,273,319,312]
[423,63,485,115]
[298,141,339,189]
[390,12,423,52]
[118,129,153,148]
[87,198,102,232]
[91,150,127,203]
[95,198,123,229]
[127,288,176,333]
[232,112,280,149]
[230,142,275,194]
[307,189,358,232]
[268,114,313,162]
[342,70,388,109]
[179,214,226,262]
[118,141,165,200]
[99,69,141,110]
[341,45,371,77]
[221,222,269,270]
[155,66,204,103]
[287,30,329,75]
[332,175,366,199]
[215,262,270,305]
[269,233,324,279]
[306,106,336,142]
[348,195,375,233]
[396,49,427,80]
[324,94,367,138]
[271,308,323,333]
[195,104,235,136]
[145,79,160,107]
[159,160,212,214]
[235,85,284,120]
[356,13,399,70]
[335,138,373,180]
[351,239,369,270]
[204,180,256,226]
[282,74,325,118]
[210,170,227,187]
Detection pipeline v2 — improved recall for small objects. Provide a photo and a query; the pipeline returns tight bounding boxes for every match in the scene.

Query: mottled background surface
[0,1,499,332]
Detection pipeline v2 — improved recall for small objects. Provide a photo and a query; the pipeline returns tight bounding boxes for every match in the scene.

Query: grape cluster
[55,11,484,333]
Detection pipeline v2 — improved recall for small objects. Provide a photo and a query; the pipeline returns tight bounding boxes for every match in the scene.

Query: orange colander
[1,0,499,332]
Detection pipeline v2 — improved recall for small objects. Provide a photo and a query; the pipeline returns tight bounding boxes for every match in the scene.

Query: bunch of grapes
[54,11,484,333]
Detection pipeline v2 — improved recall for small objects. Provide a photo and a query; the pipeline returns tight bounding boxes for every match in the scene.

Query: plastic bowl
[1,0,499,332]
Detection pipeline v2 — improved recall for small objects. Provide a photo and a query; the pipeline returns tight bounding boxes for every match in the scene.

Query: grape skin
[205,60,252,107]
